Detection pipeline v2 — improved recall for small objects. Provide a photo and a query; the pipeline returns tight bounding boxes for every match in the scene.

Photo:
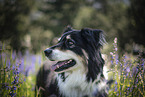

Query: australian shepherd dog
[36,26,113,97]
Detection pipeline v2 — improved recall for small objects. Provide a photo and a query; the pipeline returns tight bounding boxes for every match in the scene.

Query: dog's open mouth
[51,59,76,72]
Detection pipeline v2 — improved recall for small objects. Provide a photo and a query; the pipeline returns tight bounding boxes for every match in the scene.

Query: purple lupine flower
[111,60,113,65]
[115,54,119,64]
[116,93,119,96]
[115,48,118,51]
[119,92,122,96]
[126,67,130,72]
[114,37,117,44]
[12,86,17,90]
[6,86,11,90]
[12,51,16,60]
[116,60,119,64]
[11,68,20,85]
[8,59,11,68]
[9,92,16,97]
[127,87,130,91]
[17,58,24,73]
[132,66,139,76]
[124,61,127,67]
[13,68,19,75]
[120,63,122,67]
[115,87,117,92]
[122,55,127,63]
[11,78,18,85]
[110,52,114,57]
[141,61,144,72]
[115,81,118,85]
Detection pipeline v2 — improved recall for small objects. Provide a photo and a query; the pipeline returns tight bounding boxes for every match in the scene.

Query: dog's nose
[44,49,52,56]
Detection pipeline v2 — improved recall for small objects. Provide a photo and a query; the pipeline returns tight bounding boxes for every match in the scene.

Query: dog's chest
[57,71,96,97]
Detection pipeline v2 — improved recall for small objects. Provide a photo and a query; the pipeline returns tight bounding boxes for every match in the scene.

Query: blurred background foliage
[0,0,145,54]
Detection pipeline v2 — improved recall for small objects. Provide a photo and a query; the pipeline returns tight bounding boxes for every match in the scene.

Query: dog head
[44,26,106,81]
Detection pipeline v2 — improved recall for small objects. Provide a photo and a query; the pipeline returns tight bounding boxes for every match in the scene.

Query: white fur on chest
[57,70,97,97]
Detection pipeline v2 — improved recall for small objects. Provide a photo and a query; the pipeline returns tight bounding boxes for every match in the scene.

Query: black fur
[80,28,105,81]
[36,27,111,97]
[35,62,60,97]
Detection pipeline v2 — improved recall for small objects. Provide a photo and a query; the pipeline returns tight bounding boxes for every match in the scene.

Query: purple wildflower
[12,51,16,60]
[12,86,17,90]
[6,86,11,90]
[115,86,117,92]
[116,60,119,64]
[111,60,113,65]
[9,92,16,97]
[126,67,130,72]
[114,37,117,44]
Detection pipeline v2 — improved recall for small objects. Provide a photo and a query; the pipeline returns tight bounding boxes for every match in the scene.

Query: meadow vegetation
[0,0,145,97]
[0,38,144,97]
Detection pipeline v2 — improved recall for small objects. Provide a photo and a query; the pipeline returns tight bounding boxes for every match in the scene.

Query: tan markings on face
[66,35,71,40]
[81,49,89,65]
[81,49,89,72]
[58,37,61,41]
[82,49,89,60]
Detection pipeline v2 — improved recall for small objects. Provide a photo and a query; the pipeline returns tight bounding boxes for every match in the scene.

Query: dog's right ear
[63,25,73,33]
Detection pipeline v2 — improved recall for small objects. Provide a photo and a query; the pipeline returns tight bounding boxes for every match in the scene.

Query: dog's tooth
[64,60,72,64]
[68,60,71,63]
[56,65,59,68]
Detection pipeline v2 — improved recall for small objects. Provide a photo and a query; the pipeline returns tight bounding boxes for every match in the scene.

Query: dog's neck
[58,69,86,83]
[57,70,101,97]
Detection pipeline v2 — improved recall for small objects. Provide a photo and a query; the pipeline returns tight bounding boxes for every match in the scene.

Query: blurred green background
[0,0,145,54]
[0,1,145,96]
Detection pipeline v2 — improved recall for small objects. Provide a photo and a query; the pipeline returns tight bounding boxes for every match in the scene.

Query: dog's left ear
[81,28,106,81]
[80,28,106,46]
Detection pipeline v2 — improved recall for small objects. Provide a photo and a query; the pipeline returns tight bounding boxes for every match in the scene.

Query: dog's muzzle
[44,48,77,72]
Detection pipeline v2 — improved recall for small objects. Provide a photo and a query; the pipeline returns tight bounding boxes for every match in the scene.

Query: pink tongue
[51,61,67,71]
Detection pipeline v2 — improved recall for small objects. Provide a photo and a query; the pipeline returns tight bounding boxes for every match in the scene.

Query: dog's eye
[67,40,75,48]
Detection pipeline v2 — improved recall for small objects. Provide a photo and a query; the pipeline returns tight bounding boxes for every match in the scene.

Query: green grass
[0,38,144,97]
[0,48,44,97]
[108,38,145,97]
